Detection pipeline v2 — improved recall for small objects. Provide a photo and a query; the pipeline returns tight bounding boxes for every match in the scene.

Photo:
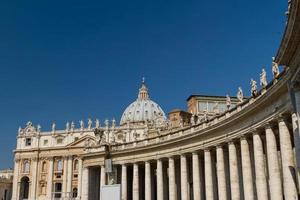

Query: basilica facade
[11,1,300,200]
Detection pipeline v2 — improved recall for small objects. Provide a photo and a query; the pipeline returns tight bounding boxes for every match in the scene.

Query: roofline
[186,94,248,102]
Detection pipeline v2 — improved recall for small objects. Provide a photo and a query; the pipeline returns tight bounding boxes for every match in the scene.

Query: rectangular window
[57,138,63,144]
[43,140,48,145]
[25,138,31,146]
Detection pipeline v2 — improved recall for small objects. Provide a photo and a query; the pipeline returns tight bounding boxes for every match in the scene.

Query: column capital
[228,140,235,145]
[192,151,199,155]
[204,148,211,153]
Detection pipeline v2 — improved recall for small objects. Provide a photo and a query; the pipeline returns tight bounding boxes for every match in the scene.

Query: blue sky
[0,0,287,168]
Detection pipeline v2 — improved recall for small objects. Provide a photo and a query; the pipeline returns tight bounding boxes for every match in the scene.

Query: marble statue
[272,57,280,78]
[52,123,56,132]
[237,87,244,103]
[105,119,109,128]
[190,114,195,126]
[71,121,75,131]
[18,127,22,134]
[250,79,258,96]
[179,118,184,128]
[66,122,70,131]
[80,120,84,130]
[226,94,231,109]
[88,118,92,130]
[260,68,268,88]
[112,118,116,128]
[95,119,100,129]
[37,125,41,132]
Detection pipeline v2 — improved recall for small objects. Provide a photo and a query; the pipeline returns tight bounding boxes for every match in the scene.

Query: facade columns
[168,157,176,200]
[11,159,20,200]
[46,157,54,199]
[265,124,283,200]
[132,163,139,200]
[278,118,298,199]
[145,162,151,200]
[204,149,214,200]
[100,165,106,188]
[81,167,89,200]
[67,156,73,194]
[122,164,127,200]
[62,157,68,196]
[216,146,227,200]
[157,159,164,200]
[252,132,268,200]
[240,137,254,200]
[77,158,83,199]
[180,154,188,200]
[192,152,201,200]
[292,86,300,172]
[30,158,38,200]
[228,141,240,200]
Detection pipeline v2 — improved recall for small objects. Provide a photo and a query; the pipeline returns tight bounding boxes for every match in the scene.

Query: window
[23,161,30,173]
[56,138,63,144]
[25,138,31,146]
[72,188,78,198]
[56,160,63,171]
[43,140,48,145]
[42,161,47,172]
[74,137,79,141]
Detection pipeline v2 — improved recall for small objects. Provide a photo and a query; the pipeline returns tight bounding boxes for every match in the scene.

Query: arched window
[23,161,30,173]
[73,160,79,171]
[72,188,78,198]
[57,160,63,171]
[42,161,47,172]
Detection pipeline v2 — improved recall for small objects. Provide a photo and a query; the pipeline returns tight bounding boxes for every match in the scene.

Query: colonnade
[82,115,299,200]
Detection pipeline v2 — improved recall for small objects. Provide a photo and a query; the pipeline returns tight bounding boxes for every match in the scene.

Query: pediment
[67,135,97,147]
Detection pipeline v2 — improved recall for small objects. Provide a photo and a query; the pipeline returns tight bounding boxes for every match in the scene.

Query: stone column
[292,113,300,174]
[180,154,188,200]
[216,146,227,200]
[30,158,38,200]
[192,152,201,200]
[46,157,54,199]
[62,157,68,196]
[278,118,298,199]
[133,163,139,200]
[265,124,283,200]
[204,149,214,200]
[145,161,151,200]
[157,159,164,200]
[81,167,89,200]
[100,165,106,188]
[228,141,240,200]
[122,164,127,200]
[77,158,83,199]
[67,156,73,194]
[169,157,176,200]
[252,132,268,200]
[11,158,20,200]
[240,137,254,200]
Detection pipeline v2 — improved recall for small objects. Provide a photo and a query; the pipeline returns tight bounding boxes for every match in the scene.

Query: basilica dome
[120,80,166,125]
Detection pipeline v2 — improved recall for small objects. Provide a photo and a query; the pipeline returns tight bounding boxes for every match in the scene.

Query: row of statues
[50,118,117,132]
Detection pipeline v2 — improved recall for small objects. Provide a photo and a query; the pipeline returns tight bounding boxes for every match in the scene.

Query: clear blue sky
[0,0,287,168]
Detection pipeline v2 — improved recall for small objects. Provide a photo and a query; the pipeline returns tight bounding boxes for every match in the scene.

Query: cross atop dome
[138,77,149,100]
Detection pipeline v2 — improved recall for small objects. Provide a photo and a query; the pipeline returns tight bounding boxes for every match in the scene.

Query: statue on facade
[179,118,184,128]
[66,122,70,131]
[37,125,41,132]
[250,79,258,96]
[71,121,75,131]
[237,87,244,103]
[88,118,93,130]
[190,113,195,125]
[105,119,109,128]
[260,68,268,88]
[52,123,56,132]
[272,57,280,78]
[112,118,116,128]
[95,119,100,129]
[79,120,84,130]
[226,94,231,109]
[18,127,22,134]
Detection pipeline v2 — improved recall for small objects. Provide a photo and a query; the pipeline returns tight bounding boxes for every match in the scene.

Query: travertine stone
[157,159,163,200]
[180,155,188,200]
[216,146,227,200]
[63,157,68,196]
[77,159,83,198]
[228,142,240,200]
[100,165,106,187]
[67,157,73,193]
[122,164,127,200]
[192,152,201,200]
[133,163,139,200]
[46,158,54,199]
[205,150,214,200]
[11,160,19,200]
[81,167,89,200]
[145,162,151,200]
[278,118,298,199]
[30,158,38,200]
[252,132,268,200]
[169,157,176,200]
[240,137,254,200]
[265,125,283,200]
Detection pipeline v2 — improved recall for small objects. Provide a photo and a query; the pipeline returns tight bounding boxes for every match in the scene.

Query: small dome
[120,79,166,125]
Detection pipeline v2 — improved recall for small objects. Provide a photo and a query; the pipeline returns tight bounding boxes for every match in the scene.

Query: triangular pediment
[67,135,97,147]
